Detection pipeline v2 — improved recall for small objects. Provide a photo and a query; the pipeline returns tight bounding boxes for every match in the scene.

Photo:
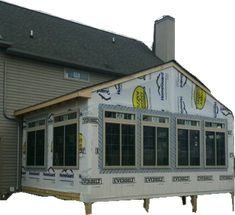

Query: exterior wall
[82,66,233,202]
[0,49,116,196]
[20,66,234,203]
[21,99,87,195]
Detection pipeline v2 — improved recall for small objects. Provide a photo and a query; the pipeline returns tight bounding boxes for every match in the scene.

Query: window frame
[52,110,79,169]
[141,114,170,168]
[103,109,137,169]
[64,68,90,82]
[176,118,202,168]
[26,118,46,169]
[204,121,227,168]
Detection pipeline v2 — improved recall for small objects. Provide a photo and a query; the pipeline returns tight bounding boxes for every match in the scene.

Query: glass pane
[122,124,135,166]
[178,129,188,166]
[157,127,169,166]
[68,112,77,120]
[35,130,45,166]
[177,119,185,125]
[205,122,212,127]
[28,122,36,128]
[53,126,64,166]
[54,115,64,123]
[38,120,46,126]
[80,71,89,81]
[216,132,225,166]
[143,115,168,123]
[205,122,225,128]
[65,124,77,166]
[105,111,116,118]
[143,126,156,166]
[206,131,215,166]
[190,130,200,166]
[27,131,35,166]
[105,123,120,166]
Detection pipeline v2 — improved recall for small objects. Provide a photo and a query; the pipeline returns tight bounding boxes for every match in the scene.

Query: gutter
[2,55,20,192]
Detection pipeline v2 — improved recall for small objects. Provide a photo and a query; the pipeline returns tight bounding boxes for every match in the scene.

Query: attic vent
[30,30,34,38]
[112,37,115,43]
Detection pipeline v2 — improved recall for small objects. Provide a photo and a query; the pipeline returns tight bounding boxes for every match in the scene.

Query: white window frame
[204,121,227,168]
[53,110,79,169]
[141,114,170,168]
[176,118,202,168]
[103,110,137,169]
[64,68,90,82]
[26,118,46,169]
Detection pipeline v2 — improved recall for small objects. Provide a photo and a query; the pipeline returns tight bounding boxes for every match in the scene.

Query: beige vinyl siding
[0,51,18,195]
[0,50,116,195]
[5,55,114,115]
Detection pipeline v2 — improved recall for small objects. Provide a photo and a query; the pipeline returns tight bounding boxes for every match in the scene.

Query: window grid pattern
[177,119,201,167]
[26,119,46,167]
[53,112,78,167]
[142,115,170,167]
[98,104,228,174]
[104,111,136,168]
[64,69,89,82]
[205,121,226,167]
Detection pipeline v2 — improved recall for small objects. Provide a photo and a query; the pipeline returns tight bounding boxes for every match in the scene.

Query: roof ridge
[0,0,148,45]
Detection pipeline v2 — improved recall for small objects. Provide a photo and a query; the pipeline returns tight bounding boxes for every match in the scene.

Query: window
[177,119,200,167]
[205,121,226,167]
[53,112,78,167]
[64,69,89,81]
[142,115,169,167]
[26,119,46,166]
[104,111,136,167]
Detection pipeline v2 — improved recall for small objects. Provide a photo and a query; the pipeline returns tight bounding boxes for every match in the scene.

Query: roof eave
[0,40,13,48]
[6,47,125,77]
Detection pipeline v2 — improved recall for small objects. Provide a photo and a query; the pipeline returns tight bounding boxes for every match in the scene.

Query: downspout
[2,55,20,191]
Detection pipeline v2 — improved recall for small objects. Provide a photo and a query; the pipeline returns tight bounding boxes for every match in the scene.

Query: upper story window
[53,112,78,167]
[177,119,201,167]
[26,119,46,167]
[142,115,170,167]
[205,121,226,167]
[104,111,136,168]
[64,69,89,82]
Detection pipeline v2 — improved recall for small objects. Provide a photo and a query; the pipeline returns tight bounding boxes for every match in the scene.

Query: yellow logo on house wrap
[132,86,148,109]
[194,86,207,110]
[79,133,85,149]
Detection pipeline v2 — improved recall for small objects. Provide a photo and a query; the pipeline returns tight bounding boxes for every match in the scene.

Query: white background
[1,0,235,214]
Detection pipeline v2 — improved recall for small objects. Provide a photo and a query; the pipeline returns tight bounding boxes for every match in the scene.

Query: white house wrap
[15,61,234,214]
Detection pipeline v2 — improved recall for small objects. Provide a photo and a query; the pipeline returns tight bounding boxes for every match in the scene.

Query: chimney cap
[155,15,175,24]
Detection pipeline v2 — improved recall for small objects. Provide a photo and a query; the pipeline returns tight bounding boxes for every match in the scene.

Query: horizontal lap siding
[0,51,115,194]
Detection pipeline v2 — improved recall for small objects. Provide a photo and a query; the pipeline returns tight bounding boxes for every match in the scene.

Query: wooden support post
[84,202,92,215]
[182,196,186,205]
[231,193,234,212]
[190,195,197,213]
[143,198,150,212]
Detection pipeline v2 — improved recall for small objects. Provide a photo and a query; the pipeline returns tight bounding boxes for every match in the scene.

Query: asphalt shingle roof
[0,1,163,75]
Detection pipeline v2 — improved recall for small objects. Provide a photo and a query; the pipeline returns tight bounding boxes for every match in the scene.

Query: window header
[143,115,169,124]
[105,111,135,121]
[205,122,225,129]
[28,119,45,128]
[54,112,77,123]
[177,119,200,127]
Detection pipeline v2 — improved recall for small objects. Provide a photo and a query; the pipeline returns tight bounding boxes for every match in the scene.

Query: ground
[0,192,233,215]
